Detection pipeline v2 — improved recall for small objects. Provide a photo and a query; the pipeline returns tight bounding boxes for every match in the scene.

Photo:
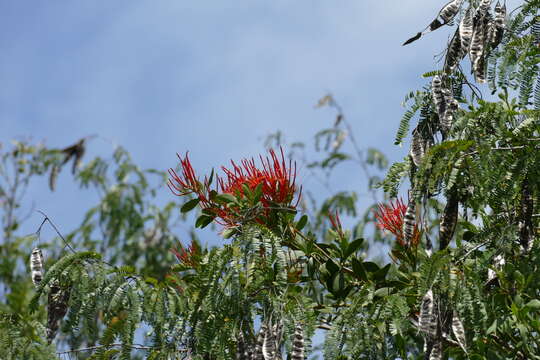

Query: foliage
[0,1,539,359]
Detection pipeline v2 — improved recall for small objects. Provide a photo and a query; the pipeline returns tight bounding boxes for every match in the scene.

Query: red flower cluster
[170,240,200,268]
[374,198,420,246]
[168,148,301,228]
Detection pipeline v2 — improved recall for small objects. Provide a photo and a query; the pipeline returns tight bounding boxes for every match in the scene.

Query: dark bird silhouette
[49,137,93,191]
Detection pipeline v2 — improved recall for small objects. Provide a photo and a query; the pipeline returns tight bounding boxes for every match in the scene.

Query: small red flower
[374,198,420,247]
[328,209,344,238]
[170,240,200,267]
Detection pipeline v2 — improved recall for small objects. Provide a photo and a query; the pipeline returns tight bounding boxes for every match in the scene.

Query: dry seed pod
[419,289,436,338]
[459,8,474,57]
[452,311,467,353]
[429,339,443,360]
[439,193,459,250]
[403,0,464,45]
[444,28,462,73]
[291,324,305,360]
[441,98,459,136]
[30,248,44,287]
[253,323,267,360]
[403,195,416,246]
[410,129,427,167]
[46,280,71,344]
[487,1,506,50]
[432,75,446,118]
[519,178,534,253]
[236,331,248,360]
[262,325,276,360]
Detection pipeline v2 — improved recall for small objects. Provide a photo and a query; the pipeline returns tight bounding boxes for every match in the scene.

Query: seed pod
[439,193,459,250]
[237,331,247,360]
[30,248,44,288]
[429,0,464,31]
[441,98,459,137]
[459,8,474,57]
[262,323,276,360]
[46,280,71,344]
[403,196,416,246]
[432,76,446,118]
[519,177,534,253]
[429,339,443,360]
[419,289,436,338]
[253,323,267,360]
[444,28,462,73]
[291,324,305,360]
[403,0,463,45]
[438,0,463,24]
[452,311,467,353]
[410,128,428,167]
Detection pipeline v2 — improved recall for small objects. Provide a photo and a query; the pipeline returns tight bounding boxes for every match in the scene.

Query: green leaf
[373,287,392,297]
[525,299,540,310]
[215,193,237,204]
[363,262,380,273]
[344,238,364,259]
[181,198,200,213]
[352,258,368,281]
[373,264,391,282]
[252,183,263,204]
[486,319,498,334]
[195,215,214,228]
[296,215,308,231]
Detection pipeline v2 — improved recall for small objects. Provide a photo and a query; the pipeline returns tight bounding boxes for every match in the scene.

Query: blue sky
[0,1,517,245]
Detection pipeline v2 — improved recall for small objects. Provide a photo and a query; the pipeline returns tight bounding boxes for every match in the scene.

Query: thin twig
[36,210,76,254]
[56,343,169,355]
[455,240,491,263]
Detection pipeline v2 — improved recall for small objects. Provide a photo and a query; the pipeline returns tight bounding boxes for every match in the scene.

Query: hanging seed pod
[410,128,429,167]
[441,98,459,137]
[262,324,276,360]
[290,323,305,360]
[519,177,534,253]
[489,1,506,49]
[429,339,443,360]
[432,76,446,119]
[459,8,474,58]
[439,192,459,250]
[452,311,467,353]
[444,28,462,73]
[477,0,493,14]
[46,280,71,344]
[253,323,267,360]
[237,331,247,360]
[419,289,436,338]
[30,248,44,288]
[403,0,464,45]
[403,194,416,246]
[470,0,492,83]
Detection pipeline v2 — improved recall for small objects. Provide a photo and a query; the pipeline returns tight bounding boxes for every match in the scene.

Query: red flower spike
[171,240,200,267]
[374,198,421,247]
[329,210,344,238]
